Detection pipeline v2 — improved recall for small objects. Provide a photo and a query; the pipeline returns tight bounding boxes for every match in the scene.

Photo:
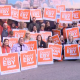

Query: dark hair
[18,37,24,43]
[47,36,52,43]
[36,34,42,41]
[32,17,36,19]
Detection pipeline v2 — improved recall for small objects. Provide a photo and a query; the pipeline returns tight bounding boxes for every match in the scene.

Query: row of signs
[0,43,80,75]
[0,5,80,22]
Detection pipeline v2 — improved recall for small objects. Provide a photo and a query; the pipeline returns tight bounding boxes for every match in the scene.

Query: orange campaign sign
[48,43,62,60]
[13,29,26,38]
[37,48,53,65]
[66,27,79,39]
[25,41,37,53]
[40,31,52,42]
[52,29,61,36]
[3,37,18,48]
[11,8,19,21]
[73,11,80,21]
[0,5,11,19]
[0,53,20,75]
[20,50,37,70]
[30,9,42,20]
[60,11,72,23]
[19,9,30,22]
[64,44,79,60]
[43,8,56,21]
[56,5,65,14]
[52,35,61,44]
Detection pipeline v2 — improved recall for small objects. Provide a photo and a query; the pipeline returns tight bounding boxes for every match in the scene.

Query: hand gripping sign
[19,9,30,22]
[43,8,56,21]
[30,9,42,20]
[64,44,79,60]
[13,29,26,38]
[0,53,20,75]
[0,5,11,19]
[25,40,37,54]
[66,27,79,40]
[48,43,62,60]
[56,5,65,14]
[73,11,80,21]
[20,50,37,71]
[60,11,72,23]
[37,48,53,65]
[52,34,61,44]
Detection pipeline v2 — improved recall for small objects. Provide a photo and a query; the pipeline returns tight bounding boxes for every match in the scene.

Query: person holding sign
[11,37,29,53]
[37,34,46,48]
[1,39,11,54]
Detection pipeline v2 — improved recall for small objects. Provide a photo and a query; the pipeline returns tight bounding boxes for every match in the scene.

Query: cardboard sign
[25,41,37,53]
[73,11,80,21]
[37,48,53,65]
[0,5,11,19]
[40,31,52,42]
[48,43,62,60]
[0,53,20,75]
[52,35,61,44]
[11,8,19,21]
[43,8,56,21]
[60,11,72,23]
[64,44,79,60]
[56,5,65,14]
[30,9,42,20]
[52,29,61,36]
[13,29,26,38]
[19,9,30,22]
[20,50,37,70]
[66,27,79,39]
[3,37,18,48]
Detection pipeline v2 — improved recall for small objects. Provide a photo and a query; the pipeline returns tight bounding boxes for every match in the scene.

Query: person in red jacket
[1,39,11,54]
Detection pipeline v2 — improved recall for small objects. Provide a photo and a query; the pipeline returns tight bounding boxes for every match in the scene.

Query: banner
[37,48,53,65]
[0,5,11,19]
[3,37,18,48]
[52,29,61,36]
[30,9,42,20]
[48,43,62,60]
[20,50,37,70]
[60,11,72,23]
[43,8,56,21]
[0,53,20,75]
[13,29,26,38]
[73,11,80,21]
[19,9,30,22]
[25,40,37,53]
[64,44,79,60]
[52,35,61,44]
[66,27,79,40]
[56,5,65,14]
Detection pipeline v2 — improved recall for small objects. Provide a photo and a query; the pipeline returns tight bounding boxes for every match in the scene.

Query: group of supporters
[0,17,80,61]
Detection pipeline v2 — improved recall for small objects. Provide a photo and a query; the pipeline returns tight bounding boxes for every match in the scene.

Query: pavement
[0,60,80,80]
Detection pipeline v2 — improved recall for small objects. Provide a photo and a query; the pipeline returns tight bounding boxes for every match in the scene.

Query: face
[18,22,20,27]
[0,0,6,4]
[48,37,52,42]
[32,17,36,22]
[60,35,64,42]
[41,26,44,30]
[24,23,27,28]
[19,38,24,45]
[26,33,30,38]
[78,40,80,45]
[33,26,37,31]
[4,40,9,46]
[37,35,42,41]
[12,23,16,27]
[68,35,73,41]
[47,22,50,26]
[3,23,7,29]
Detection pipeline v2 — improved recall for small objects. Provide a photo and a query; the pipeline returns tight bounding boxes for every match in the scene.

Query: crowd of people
[0,16,80,61]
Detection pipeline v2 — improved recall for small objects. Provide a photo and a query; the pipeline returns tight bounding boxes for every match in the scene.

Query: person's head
[40,25,44,31]
[18,37,24,45]
[25,30,30,39]
[60,35,64,42]
[18,22,20,28]
[73,23,77,27]
[0,0,7,5]
[23,22,27,28]
[63,23,67,27]
[9,31,13,37]
[37,35,42,41]
[78,40,80,45]
[46,21,50,27]
[11,22,16,28]
[3,23,8,29]
[56,23,59,29]
[3,39,9,47]
[47,36,53,43]
[68,34,73,42]
[19,22,24,29]
[32,17,36,23]
[33,25,37,32]
[68,23,72,27]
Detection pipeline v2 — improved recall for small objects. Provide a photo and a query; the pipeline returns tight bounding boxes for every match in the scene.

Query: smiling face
[4,39,9,46]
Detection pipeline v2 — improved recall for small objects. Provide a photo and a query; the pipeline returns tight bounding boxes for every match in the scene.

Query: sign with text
[48,43,62,60]
[60,11,72,23]
[37,48,53,65]
[30,9,42,20]
[64,44,79,60]
[43,8,56,21]
[20,50,37,70]
[0,53,20,75]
